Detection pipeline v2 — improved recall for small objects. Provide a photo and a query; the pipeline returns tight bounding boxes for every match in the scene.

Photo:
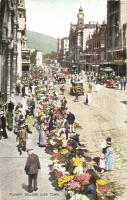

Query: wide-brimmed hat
[107,141,112,146]
[106,137,111,142]
[0,111,4,115]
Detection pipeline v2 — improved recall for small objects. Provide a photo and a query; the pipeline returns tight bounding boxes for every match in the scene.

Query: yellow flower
[58,175,74,188]
[96,179,107,186]
[73,157,83,167]
[60,149,69,155]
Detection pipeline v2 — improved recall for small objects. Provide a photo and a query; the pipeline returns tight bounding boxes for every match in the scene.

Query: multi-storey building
[57,37,69,67]
[17,0,30,75]
[83,23,107,72]
[107,0,127,75]
[36,51,43,68]
[0,0,18,107]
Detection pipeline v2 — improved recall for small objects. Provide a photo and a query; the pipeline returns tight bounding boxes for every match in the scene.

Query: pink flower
[64,180,81,190]
[74,173,91,186]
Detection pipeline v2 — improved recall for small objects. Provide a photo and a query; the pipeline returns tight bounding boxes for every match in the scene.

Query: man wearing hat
[24,149,41,193]
[0,111,8,139]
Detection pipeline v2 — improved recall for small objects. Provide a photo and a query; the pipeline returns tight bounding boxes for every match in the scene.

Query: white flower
[70,193,89,200]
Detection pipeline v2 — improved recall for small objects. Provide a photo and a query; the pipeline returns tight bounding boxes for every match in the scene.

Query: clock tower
[76,6,84,49]
[77,5,84,28]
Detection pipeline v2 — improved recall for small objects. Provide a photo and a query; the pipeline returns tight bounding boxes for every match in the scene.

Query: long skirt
[87,93,92,105]
[39,128,47,146]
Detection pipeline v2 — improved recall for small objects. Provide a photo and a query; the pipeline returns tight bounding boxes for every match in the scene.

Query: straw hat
[0,111,4,115]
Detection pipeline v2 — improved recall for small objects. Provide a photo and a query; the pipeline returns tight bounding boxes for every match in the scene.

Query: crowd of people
[0,68,114,198]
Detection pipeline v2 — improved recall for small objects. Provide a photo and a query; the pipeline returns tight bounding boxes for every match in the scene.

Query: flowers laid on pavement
[58,175,75,188]
[74,173,91,186]
[64,180,81,191]
[69,193,89,200]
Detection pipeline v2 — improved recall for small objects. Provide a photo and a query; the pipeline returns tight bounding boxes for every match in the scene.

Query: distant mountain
[27,30,57,53]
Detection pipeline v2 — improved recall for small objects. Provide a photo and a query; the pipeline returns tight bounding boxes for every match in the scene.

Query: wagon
[70,82,84,95]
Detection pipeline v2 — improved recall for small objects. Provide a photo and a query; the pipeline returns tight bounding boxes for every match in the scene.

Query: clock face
[79,14,83,19]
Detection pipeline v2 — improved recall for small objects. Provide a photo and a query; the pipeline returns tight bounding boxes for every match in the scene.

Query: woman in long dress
[39,123,47,147]
[105,143,113,171]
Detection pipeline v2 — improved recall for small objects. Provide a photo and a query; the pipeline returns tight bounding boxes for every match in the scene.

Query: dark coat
[24,153,40,175]
[66,113,75,124]
[0,116,6,129]
[8,101,14,112]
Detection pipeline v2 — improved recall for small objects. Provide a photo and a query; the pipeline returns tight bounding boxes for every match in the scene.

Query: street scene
[0,0,127,200]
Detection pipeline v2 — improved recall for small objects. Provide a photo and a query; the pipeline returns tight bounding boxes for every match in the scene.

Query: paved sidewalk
[0,95,65,200]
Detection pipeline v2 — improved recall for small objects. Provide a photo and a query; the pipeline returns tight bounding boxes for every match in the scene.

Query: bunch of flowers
[60,148,69,155]
[58,175,75,188]
[51,152,61,160]
[73,166,84,175]
[96,179,107,186]
[64,180,81,191]
[73,157,83,167]
[97,184,111,194]
[52,163,66,173]
[74,173,91,186]
[67,145,74,152]
[70,193,89,200]
[53,139,63,148]
[51,169,63,180]
[74,122,82,130]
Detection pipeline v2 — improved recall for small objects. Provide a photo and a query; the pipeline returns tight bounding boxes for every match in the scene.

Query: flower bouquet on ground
[64,180,81,191]
[57,175,75,189]
[69,193,89,200]
[60,148,69,155]
[50,169,63,180]
[74,173,91,187]
[51,152,61,160]
[96,179,114,198]
[74,122,82,130]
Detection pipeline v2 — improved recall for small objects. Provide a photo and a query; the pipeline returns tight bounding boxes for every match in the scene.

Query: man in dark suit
[24,149,41,193]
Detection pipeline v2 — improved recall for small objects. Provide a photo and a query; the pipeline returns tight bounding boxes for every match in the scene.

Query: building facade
[83,23,107,72]
[0,0,18,107]
[57,37,69,67]
[17,0,30,75]
[36,51,43,67]
[107,0,127,75]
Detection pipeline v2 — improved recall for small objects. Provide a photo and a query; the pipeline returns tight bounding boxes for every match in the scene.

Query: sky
[25,0,107,38]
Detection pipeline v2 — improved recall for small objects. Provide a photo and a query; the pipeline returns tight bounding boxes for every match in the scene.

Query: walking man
[74,88,79,102]
[24,149,41,193]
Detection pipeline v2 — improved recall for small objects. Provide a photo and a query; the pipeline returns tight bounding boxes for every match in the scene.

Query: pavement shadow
[22,183,28,192]
[120,101,127,105]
